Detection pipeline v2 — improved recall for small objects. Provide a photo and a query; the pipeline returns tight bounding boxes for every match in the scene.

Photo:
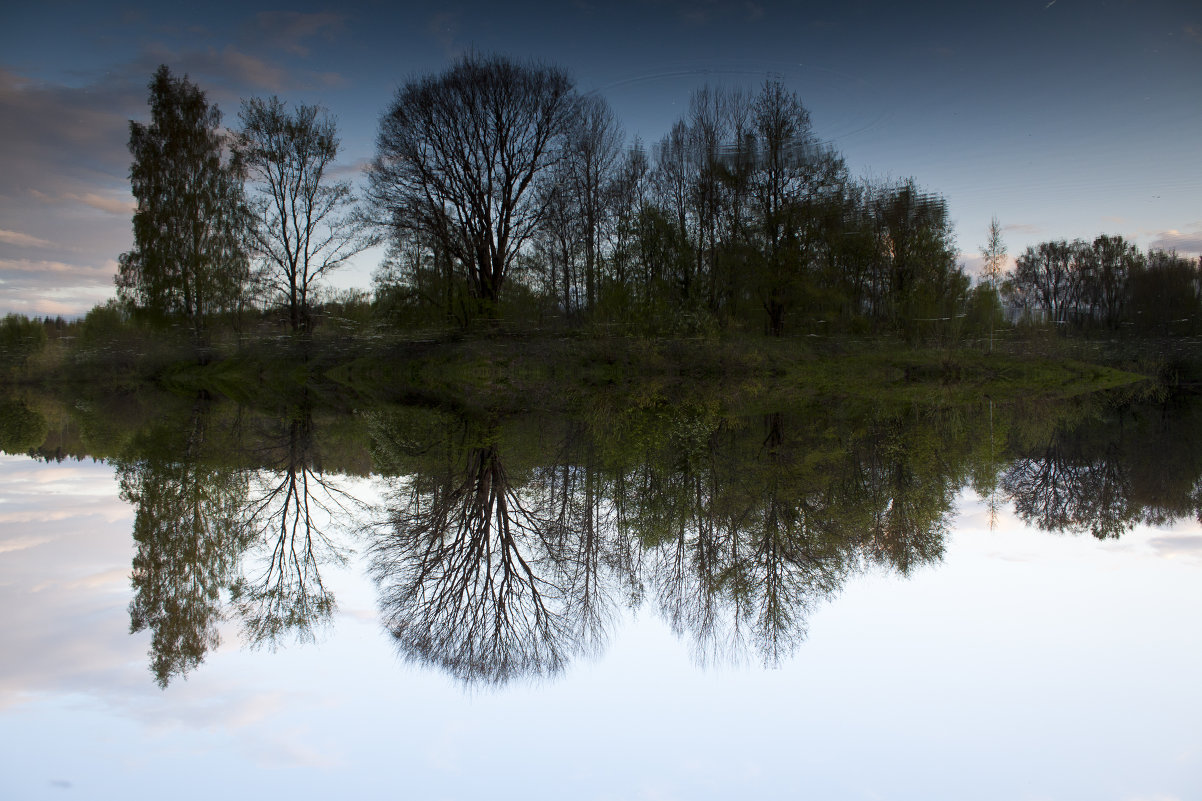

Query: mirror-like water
[2,386,1200,799]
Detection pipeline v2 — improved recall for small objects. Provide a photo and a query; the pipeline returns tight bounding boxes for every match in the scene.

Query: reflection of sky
[2,455,1200,799]
[1,1,1200,314]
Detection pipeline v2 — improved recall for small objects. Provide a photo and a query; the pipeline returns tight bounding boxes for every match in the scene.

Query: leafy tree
[367,54,577,320]
[1082,234,1141,329]
[1012,239,1083,325]
[116,65,248,342]
[0,313,47,373]
[235,97,371,332]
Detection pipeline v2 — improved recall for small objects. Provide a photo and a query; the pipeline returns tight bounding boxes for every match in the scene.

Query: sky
[1,0,1200,317]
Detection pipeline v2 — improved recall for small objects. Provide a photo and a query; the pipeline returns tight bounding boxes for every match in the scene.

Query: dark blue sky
[2,0,1199,315]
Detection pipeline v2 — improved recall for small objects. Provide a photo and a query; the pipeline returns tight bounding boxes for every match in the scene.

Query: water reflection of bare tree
[232,402,357,649]
[371,442,586,685]
[1003,445,1133,539]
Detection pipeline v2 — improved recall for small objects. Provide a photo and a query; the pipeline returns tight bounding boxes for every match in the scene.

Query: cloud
[0,229,55,249]
[1003,223,1044,235]
[29,189,133,216]
[1147,227,1202,256]
[1185,24,1202,44]
[0,257,119,316]
[0,258,113,279]
[246,11,346,57]
[427,11,463,58]
[140,43,345,95]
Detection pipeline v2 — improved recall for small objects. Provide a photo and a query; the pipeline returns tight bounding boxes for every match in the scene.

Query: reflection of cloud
[1147,534,1202,563]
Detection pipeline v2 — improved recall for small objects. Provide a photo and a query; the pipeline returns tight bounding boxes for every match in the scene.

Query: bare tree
[367,54,577,319]
[564,95,622,310]
[235,97,371,332]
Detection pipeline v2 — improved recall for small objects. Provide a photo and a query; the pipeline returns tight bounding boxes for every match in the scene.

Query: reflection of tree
[372,440,582,685]
[232,399,355,649]
[1003,443,1134,539]
[118,398,248,687]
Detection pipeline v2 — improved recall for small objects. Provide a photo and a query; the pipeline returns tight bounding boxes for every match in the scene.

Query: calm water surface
[1,389,1200,800]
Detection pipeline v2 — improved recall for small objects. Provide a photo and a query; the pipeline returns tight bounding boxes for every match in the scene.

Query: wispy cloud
[30,189,133,216]
[1003,223,1044,235]
[142,43,345,94]
[426,11,463,58]
[0,229,55,249]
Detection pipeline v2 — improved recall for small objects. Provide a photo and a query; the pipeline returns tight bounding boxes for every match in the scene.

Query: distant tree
[1081,234,1141,329]
[562,95,623,311]
[367,54,577,320]
[747,80,845,335]
[1127,249,1201,334]
[0,313,47,372]
[980,216,1008,289]
[979,216,1007,349]
[117,65,248,342]
[235,97,372,333]
[871,179,965,335]
[1012,239,1084,325]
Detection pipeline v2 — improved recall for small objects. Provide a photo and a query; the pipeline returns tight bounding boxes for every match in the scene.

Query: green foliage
[117,65,248,341]
[0,314,47,372]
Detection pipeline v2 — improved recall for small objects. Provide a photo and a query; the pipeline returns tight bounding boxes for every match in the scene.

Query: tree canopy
[367,54,578,317]
[116,65,248,340]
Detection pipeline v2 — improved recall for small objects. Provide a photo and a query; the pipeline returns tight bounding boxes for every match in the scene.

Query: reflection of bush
[0,397,48,454]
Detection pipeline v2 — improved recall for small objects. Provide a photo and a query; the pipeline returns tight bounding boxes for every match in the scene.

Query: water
[2,388,1200,799]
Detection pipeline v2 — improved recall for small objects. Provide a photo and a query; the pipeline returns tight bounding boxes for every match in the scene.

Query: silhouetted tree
[1127,249,1201,334]
[235,97,372,332]
[367,54,577,319]
[117,65,247,342]
[1082,234,1140,329]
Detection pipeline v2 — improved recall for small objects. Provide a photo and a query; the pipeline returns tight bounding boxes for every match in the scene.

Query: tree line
[32,54,1192,344]
[110,56,976,340]
[1005,235,1201,334]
